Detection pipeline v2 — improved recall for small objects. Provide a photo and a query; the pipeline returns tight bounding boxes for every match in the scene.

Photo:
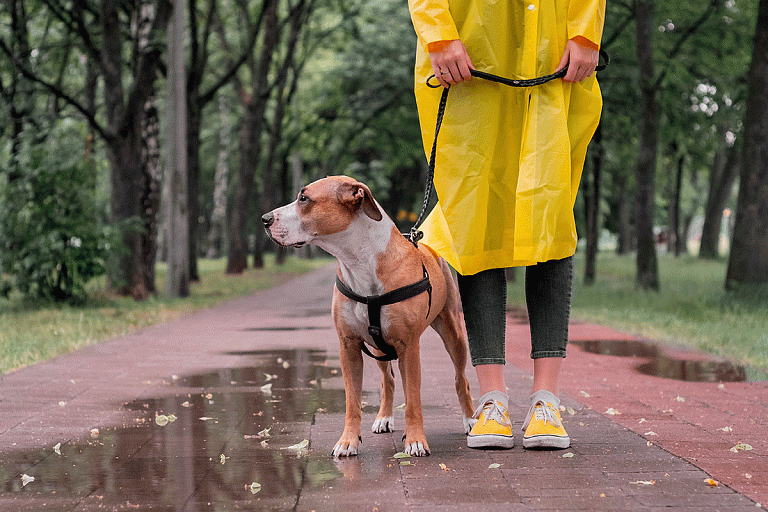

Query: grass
[507,252,768,370]
[0,255,332,374]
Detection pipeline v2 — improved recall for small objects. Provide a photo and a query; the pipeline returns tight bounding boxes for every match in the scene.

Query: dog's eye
[298,193,309,203]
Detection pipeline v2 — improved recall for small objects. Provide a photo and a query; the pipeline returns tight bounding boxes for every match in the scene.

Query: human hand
[556,39,599,82]
[428,39,475,88]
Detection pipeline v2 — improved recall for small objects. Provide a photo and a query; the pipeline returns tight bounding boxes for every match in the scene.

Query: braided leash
[405,50,609,246]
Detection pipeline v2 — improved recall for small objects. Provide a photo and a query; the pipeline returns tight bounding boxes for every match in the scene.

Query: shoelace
[474,400,511,427]
[523,401,562,430]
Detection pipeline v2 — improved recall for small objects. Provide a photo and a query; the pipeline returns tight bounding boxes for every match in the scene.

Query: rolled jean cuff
[530,350,567,359]
[471,357,507,367]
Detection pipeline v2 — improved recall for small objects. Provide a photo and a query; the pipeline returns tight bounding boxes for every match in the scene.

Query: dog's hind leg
[430,265,476,434]
[372,360,395,433]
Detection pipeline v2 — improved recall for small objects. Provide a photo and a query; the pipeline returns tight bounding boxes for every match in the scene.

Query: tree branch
[0,37,112,142]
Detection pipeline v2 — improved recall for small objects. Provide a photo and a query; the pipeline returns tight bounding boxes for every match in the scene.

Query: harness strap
[335,264,432,361]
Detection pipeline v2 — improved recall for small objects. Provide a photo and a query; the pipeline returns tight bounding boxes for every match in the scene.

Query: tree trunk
[634,0,660,290]
[615,173,633,255]
[165,0,190,297]
[226,0,280,274]
[667,149,684,256]
[207,94,230,258]
[103,0,171,299]
[700,140,739,259]
[725,0,768,289]
[584,124,602,285]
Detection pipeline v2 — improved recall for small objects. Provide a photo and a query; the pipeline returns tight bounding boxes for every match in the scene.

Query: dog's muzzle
[261,212,274,229]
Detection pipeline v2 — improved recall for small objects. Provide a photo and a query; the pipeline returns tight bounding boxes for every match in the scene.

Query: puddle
[571,340,767,382]
[0,349,373,508]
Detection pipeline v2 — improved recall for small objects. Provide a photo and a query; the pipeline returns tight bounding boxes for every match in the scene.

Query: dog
[262,176,475,457]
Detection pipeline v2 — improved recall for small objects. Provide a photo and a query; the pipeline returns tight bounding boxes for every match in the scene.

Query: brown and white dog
[262,176,475,457]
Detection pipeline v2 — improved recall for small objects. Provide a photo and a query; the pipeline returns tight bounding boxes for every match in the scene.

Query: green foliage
[0,131,118,302]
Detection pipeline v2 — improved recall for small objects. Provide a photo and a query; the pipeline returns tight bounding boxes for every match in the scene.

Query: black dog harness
[335,264,432,361]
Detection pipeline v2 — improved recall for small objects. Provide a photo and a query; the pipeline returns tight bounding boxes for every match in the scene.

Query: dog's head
[262,175,383,248]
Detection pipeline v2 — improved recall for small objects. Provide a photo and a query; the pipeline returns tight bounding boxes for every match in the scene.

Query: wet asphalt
[0,263,765,511]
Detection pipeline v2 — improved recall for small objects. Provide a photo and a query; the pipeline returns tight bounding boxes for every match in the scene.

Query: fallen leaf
[59,401,67,407]
[285,439,309,451]
[258,427,271,437]
[704,478,719,487]
[282,361,290,369]
[488,463,501,469]
[54,443,61,455]
[199,417,213,421]
[261,440,268,448]
[675,396,685,402]
[644,431,657,436]
[647,441,653,447]
[604,408,621,416]
[559,405,566,412]
[439,463,450,471]
[181,401,191,408]
[250,482,262,494]
[90,428,99,438]
[155,415,170,426]
[717,383,725,390]
[730,442,753,453]
[745,473,752,479]
[21,474,34,487]
[566,407,576,416]
[630,480,656,486]
[639,418,647,424]
[719,426,733,432]
[562,452,575,458]
[400,461,413,466]
[264,373,274,382]
[579,391,591,398]
[600,493,606,498]
[395,403,406,410]
[393,452,410,459]
[220,454,227,464]
[260,383,273,395]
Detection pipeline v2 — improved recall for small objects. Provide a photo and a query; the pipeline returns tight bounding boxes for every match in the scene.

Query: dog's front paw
[404,440,430,457]
[403,432,430,457]
[332,435,361,457]
[463,416,477,434]
[371,416,394,433]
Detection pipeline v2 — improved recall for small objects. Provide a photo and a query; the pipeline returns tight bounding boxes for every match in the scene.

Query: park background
[0,0,767,375]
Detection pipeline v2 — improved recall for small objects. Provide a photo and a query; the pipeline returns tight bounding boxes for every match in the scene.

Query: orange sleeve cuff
[570,35,599,51]
[427,40,455,53]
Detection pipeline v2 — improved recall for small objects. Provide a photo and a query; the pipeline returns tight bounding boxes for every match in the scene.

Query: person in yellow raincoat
[408,0,605,449]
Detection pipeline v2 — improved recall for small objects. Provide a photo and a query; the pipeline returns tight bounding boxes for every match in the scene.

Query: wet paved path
[0,263,766,511]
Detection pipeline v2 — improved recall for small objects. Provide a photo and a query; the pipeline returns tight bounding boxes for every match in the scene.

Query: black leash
[405,49,610,246]
[335,264,432,361]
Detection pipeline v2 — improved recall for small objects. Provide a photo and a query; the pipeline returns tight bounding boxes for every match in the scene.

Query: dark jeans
[457,256,573,365]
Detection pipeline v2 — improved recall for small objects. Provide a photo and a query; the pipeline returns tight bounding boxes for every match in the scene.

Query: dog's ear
[338,181,383,221]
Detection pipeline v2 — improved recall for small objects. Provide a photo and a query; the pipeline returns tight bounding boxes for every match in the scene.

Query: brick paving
[0,263,765,511]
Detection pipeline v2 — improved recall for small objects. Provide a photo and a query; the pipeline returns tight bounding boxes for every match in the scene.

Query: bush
[0,136,118,302]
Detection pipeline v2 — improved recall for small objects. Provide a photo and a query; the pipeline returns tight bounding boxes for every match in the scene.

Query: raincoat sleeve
[567,0,606,48]
[408,0,460,48]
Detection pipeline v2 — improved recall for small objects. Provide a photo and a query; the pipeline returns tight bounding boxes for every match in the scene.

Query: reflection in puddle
[571,340,767,382]
[0,349,364,509]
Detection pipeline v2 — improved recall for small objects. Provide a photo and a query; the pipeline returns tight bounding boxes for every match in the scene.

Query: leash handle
[426,49,610,89]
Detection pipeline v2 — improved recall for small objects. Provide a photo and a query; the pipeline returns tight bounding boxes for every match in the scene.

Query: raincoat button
[528,4,535,10]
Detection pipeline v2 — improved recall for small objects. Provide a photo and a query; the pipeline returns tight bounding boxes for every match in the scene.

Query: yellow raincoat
[409,0,605,275]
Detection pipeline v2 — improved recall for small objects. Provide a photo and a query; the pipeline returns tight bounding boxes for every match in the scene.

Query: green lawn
[0,255,331,374]
[507,252,768,370]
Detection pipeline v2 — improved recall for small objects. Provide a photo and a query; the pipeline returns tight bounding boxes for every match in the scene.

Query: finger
[556,46,570,73]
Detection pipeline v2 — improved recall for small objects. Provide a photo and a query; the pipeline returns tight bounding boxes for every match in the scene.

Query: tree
[0,0,173,299]
[725,0,768,289]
